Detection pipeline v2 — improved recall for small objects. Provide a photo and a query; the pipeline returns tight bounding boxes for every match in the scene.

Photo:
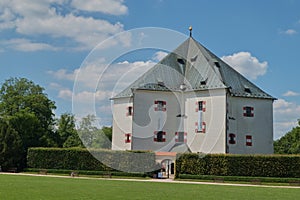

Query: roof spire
[189,26,193,37]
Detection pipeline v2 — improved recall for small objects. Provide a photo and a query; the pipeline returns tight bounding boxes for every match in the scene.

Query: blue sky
[1,0,300,139]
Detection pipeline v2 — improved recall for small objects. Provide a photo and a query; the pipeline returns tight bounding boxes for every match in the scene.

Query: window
[196,101,206,112]
[154,100,166,111]
[228,133,236,144]
[246,135,252,146]
[243,106,254,117]
[125,133,131,143]
[196,101,206,132]
[175,132,187,143]
[195,122,206,133]
[126,106,133,116]
[154,131,166,142]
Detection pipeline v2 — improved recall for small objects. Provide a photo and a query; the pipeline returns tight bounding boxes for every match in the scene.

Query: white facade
[111,36,275,155]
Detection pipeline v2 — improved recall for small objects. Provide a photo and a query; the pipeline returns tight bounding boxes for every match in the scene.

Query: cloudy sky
[1,0,300,139]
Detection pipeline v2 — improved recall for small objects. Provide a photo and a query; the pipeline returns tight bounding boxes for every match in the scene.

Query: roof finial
[189,26,193,37]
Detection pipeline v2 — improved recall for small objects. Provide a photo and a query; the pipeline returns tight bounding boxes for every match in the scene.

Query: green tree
[0,77,57,168]
[0,118,23,171]
[274,120,300,154]
[77,115,111,149]
[56,113,83,148]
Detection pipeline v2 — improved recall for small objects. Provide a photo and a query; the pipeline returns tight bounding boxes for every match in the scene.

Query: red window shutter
[228,133,236,144]
[202,101,206,112]
[125,133,131,143]
[246,135,252,146]
[202,122,206,133]
[175,132,178,142]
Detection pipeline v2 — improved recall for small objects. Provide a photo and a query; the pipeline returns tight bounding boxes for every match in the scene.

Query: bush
[177,174,300,183]
[176,153,300,178]
[27,148,157,173]
[24,168,147,178]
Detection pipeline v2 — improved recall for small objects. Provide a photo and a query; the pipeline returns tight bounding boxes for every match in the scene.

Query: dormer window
[244,86,251,93]
[214,61,221,68]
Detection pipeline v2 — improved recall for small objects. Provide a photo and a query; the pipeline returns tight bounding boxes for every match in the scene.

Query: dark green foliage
[0,78,57,169]
[177,174,300,184]
[56,113,83,148]
[0,119,23,171]
[77,115,112,149]
[27,148,157,173]
[24,168,147,178]
[175,153,300,178]
[274,120,300,154]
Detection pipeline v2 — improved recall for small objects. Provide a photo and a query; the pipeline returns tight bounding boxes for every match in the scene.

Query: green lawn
[0,174,299,200]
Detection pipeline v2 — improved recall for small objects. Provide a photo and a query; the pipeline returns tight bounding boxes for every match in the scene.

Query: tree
[56,113,83,148]
[77,115,111,149]
[0,77,57,168]
[0,118,23,171]
[274,120,300,154]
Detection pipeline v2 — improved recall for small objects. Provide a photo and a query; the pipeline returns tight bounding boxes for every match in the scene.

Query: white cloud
[0,0,129,51]
[71,0,128,15]
[58,89,73,99]
[50,60,154,90]
[283,90,300,97]
[152,51,168,62]
[281,29,297,35]
[50,60,155,123]
[2,38,58,51]
[273,98,300,139]
[221,52,268,80]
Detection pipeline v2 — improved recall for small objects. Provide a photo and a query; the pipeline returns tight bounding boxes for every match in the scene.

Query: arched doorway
[161,159,174,178]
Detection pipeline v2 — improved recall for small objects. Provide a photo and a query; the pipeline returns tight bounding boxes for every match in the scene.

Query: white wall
[185,89,227,153]
[112,97,133,150]
[132,89,181,151]
[227,96,274,154]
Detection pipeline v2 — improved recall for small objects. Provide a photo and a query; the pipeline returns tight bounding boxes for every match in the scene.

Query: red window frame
[175,132,187,143]
[125,133,131,143]
[154,100,166,111]
[243,106,254,117]
[246,135,252,146]
[154,131,166,142]
[228,133,236,144]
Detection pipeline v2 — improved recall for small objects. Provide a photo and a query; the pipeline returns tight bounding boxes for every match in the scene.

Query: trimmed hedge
[177,174,300,184]
[27,148,157,173]
[176,153,300,178]
[24,168,147,178]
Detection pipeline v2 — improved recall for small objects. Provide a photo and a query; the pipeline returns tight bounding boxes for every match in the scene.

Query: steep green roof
[113,37,275,99]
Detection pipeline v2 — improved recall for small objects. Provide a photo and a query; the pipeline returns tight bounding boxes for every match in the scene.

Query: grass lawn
[0,174,299,200]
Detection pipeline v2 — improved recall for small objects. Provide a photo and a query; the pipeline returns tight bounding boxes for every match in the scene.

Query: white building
[111,33,275,155]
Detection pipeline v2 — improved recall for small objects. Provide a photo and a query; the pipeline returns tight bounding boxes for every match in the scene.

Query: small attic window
[200,80,206,85]
[214,61,221,68]
[244,86,251,93]
[177,58,185,65]
[158,81,165,87]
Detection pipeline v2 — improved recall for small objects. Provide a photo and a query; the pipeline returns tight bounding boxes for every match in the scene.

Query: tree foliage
[0,78,57,169]
[0,119,23,170]
[56,113,83,148]
[77,115,112,149]
[274,120,300,154]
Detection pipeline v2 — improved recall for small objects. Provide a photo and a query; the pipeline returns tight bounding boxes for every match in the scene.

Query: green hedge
[27,148,156,173]
[177,174,300,184]
[24,168,147,178]
[175,154,300,178]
